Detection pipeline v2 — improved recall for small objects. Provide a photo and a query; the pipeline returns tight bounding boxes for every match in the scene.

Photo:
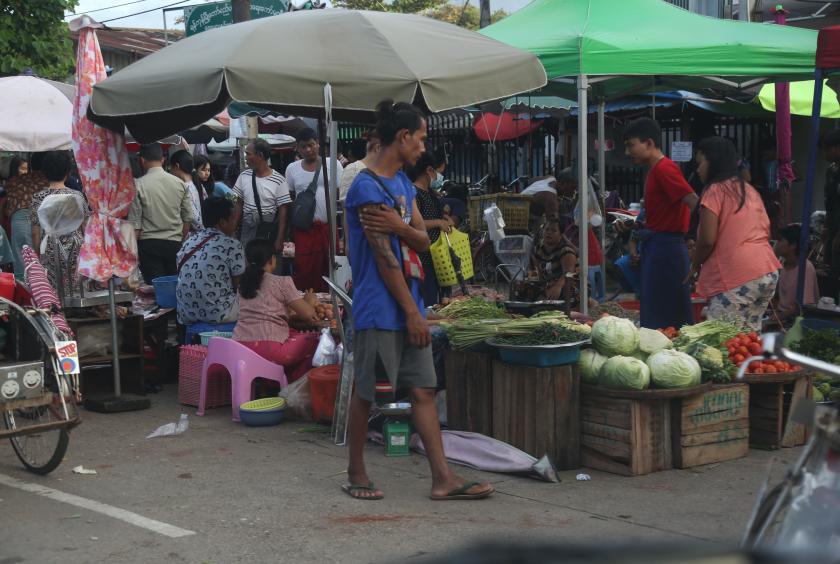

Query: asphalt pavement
[0,387,796,564]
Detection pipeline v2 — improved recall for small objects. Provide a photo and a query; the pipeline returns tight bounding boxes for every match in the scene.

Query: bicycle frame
[739,332,840,550]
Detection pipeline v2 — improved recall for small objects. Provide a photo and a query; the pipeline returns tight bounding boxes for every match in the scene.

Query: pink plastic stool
[197,337,288,422]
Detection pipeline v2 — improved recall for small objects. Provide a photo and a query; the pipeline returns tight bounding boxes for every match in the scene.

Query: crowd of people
[1,102,838,503]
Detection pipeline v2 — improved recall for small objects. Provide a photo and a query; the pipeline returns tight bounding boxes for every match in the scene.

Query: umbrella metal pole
[796,69,824,307]
[597,98,607,302]
[578,75,589,316]
[108,276,121,397]
[328,120,338,283]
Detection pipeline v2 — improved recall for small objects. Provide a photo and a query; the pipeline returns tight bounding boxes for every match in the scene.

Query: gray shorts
[354,329,436,402]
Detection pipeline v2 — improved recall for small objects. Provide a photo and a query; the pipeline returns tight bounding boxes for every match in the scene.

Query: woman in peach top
[689,137,781,330]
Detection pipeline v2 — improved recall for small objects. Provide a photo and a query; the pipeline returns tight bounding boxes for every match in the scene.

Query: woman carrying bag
[406,149,452,306]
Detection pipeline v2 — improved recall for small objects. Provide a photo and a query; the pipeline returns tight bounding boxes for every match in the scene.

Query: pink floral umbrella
[70,16,137,283]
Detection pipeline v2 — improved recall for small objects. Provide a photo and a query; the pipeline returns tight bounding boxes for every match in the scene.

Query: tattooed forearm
[366,230,401,270]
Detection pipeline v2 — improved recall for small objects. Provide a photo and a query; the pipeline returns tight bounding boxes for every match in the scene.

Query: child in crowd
[774,223,821,322]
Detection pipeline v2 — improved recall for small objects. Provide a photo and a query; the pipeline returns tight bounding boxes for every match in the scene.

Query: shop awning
[758,79,840,118]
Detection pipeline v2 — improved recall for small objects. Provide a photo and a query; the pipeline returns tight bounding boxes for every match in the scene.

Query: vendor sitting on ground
[775,223,821,322]
[232,239,321,383]
[176,198,245,326]
[530,218,579,302]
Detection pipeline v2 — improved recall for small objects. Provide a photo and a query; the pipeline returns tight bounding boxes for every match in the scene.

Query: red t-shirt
[644,157,694,233]
[587,228,603,265]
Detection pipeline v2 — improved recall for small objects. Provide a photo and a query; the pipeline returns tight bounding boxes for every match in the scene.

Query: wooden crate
[580,391,672,476]
[491,361,580,470]
[445,351,494,436]
[746,373,812,449]
[671,384,749,468]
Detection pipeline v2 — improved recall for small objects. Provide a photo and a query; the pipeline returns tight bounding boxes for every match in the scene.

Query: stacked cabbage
[580,316,700,390]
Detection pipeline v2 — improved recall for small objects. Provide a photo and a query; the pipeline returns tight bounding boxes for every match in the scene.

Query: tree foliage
[332,0,507,29]
[0,0,79,80]
[332,0,447,12]
[426,3,507,30]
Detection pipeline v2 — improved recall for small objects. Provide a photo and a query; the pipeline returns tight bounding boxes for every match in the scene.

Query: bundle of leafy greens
[673,320,741,349]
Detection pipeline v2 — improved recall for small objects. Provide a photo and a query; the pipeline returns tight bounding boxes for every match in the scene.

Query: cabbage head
[632,349,649,363]
[599,356,650,390]
[579,348,607,385]
[646,349,701,389]
[591,316,639,357]
[638,328,673,355]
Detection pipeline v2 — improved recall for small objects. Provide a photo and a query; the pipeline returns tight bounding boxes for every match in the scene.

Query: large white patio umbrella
[0,74,74,152]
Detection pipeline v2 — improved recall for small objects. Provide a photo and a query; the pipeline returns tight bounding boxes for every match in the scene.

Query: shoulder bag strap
[307,160,322,193]
[251,171,264,221]
[359,168,399,206]
[177,233,217,274]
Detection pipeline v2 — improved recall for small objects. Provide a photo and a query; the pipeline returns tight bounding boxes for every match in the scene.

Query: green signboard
[184,0,289,37]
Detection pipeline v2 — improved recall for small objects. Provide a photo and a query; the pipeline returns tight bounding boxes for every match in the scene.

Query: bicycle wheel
[3,399,70,475]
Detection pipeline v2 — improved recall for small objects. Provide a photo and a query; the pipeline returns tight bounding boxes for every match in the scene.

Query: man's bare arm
[361,204,429,347]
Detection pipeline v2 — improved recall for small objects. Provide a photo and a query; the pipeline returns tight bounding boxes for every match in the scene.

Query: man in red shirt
[624,118,699,328]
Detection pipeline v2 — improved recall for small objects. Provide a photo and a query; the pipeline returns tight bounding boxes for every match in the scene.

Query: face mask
[430,172,445,191]
[590,214,603,227]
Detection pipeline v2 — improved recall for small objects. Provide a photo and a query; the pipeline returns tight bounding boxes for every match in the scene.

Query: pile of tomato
[724,332,800,374]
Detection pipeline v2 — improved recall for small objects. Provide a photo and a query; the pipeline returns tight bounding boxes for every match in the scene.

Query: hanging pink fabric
[70,16,137,283]
[21,246,74,338]
[774,7,795,225]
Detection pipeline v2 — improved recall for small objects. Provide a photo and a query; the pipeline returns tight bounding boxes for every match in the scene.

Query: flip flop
[430,481,494,501]
[342,482,384,501]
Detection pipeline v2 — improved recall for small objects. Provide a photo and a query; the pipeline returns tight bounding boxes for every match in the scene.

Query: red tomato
[727,346,736,354]
[748,332,759,342]
[754,368,765,374]
[738,346,749,356]
[733,354,745,364]
[748,342,762,355]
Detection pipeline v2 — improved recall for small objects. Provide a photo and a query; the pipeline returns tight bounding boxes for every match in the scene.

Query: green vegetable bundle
[437,298,510,321]
[791,329,840,365]
[679,341,734,383]
[673,320,741,349]
[495,323,587,346]
[443,312,590,350]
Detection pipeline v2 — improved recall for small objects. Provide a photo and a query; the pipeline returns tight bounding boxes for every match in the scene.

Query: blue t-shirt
[345,171,424,331]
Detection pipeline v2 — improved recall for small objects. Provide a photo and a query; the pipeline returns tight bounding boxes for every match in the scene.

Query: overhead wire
[64,0,153,18]
[98,0,194,24]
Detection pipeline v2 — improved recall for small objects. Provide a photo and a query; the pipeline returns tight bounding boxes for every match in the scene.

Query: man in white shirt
[233,139,291,250]
[285,128,343,292]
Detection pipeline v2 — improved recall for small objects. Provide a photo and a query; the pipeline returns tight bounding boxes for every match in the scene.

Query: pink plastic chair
[197,337,288,422]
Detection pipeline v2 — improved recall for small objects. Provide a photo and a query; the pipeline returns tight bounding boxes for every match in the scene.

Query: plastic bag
[279,374,312,421]
[146,414,189,439]
[313,328,337,367]
[37,193,87,254]
[573,177,603,228]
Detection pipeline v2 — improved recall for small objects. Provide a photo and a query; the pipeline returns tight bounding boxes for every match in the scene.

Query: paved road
[0,388,795,563]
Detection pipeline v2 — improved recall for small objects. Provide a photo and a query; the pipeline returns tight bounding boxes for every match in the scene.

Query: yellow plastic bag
[429,229,474,287]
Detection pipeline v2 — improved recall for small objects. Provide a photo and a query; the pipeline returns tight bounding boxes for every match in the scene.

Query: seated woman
[176,198,245,326]
[530,218,579,302]
[775,223,820,322]
[232,239,321,383]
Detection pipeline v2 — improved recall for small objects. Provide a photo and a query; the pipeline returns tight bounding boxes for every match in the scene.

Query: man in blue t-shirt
[342,100,493,502]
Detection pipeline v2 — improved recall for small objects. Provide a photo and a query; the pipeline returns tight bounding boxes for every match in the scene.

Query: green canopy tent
[482,0,817,314]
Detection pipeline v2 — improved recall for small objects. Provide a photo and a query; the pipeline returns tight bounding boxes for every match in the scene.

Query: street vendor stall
[482,0,819,313]
[84,8,547,443]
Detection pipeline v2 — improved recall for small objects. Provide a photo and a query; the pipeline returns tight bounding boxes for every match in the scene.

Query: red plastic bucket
[0,273,14,301]
[309,364,340,422]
